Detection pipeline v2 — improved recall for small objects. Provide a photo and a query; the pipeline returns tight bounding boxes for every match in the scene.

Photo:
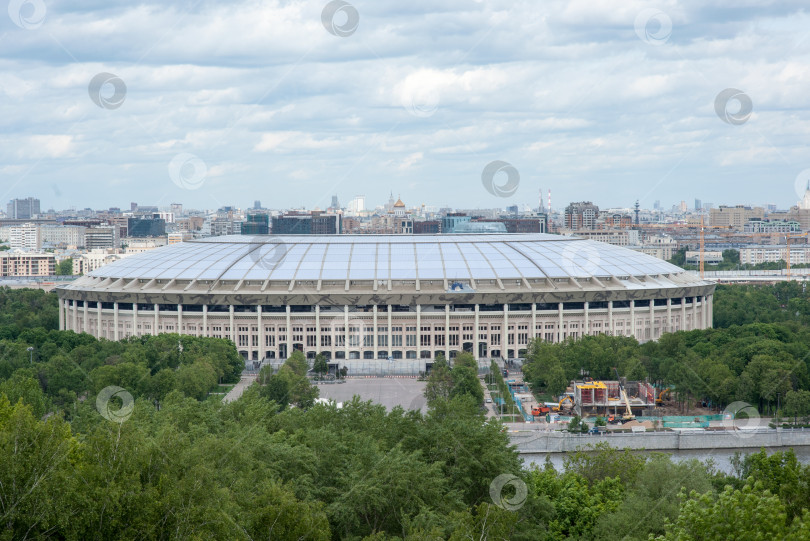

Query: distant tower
[634,200,640,225]
[548,189,551,212]
[330,195,340,209]
[539,188,544,212]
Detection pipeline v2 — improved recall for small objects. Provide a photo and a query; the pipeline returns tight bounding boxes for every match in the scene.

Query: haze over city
[2,0,810,210]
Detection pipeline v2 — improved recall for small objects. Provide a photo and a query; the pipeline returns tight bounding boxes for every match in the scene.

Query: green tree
[450,365,484,404]
[313,353,328,377]
[424,355,454,406]
[0,372,49,419]
[55,258,73,276]
[655,483,804,541]
[785,389,810,424]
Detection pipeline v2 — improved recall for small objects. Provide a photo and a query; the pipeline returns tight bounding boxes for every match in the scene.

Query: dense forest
[2,286,810,539]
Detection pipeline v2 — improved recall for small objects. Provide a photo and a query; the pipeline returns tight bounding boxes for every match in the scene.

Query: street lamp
[26,347,34,364]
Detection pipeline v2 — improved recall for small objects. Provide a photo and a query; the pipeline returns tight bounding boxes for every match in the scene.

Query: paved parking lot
[317,378,428,413]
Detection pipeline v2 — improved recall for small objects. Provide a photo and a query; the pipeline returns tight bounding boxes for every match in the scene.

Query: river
[522,446,810,474]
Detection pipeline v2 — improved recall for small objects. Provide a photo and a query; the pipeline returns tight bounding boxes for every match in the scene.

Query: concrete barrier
[510,428,810,454]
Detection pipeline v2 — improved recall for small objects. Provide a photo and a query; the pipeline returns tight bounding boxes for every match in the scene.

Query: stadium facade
[56,234,715,364]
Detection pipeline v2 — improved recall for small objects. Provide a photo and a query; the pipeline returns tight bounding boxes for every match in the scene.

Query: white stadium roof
[90,234,687,283]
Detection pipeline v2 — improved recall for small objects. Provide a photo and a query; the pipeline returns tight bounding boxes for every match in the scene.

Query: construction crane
[786,233,810,281]
[696,216,704,278]
[612,368,635,421]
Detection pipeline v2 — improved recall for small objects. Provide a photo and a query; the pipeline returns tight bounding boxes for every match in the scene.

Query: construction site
[570,378,656,419]
[523,375,659,423]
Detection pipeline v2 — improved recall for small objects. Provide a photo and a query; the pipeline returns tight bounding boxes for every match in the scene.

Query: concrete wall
[510,428,810,454]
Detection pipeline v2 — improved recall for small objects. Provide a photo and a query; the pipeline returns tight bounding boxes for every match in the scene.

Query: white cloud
[0,0,808,209]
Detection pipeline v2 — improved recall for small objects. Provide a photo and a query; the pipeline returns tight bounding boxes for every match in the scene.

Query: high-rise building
[9,223,41,251]
[0,252,54,277]
[694,199,702,211]
[272,212,341,235]
[709,205,765,231]
[564,202,599,230]
[241,213,269,235]
[6,197,40,219]
[127,217,166,237]
[441,214,471,233]
[85,226,119,250]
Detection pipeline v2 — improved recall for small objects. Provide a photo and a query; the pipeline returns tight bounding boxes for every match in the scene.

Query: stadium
[56,234,715,366]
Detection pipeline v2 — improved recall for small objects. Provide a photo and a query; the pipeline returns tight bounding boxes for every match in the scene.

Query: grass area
[217,383,236,393]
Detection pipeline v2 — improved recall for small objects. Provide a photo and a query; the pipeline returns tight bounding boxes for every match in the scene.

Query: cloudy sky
[2,0,810,212]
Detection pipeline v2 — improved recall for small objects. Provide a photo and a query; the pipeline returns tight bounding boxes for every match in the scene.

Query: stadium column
[133,303,138,337]
[630,300,636,340]
[72,300,78,331]
[608,300,613,336]
[177,304,182,336]
[707,294,713,328]
[416,304,421,360]
[666,298,672,333]
[343,305,349,359]
[83,301,89,333]
[701,296,707,329]
[314,305,320,356]
[285,305,291,357]
[387,305,392,358]
[584,301,590,336]
[98,302,103,338]
[502,304,508,358]
[557,303,563,343]
[474,304,480,359]
[113,302,119,341]
[373,305,378,359]
[681,296,686,331]
[444,304,450,361]
[59,298,64,330]
[531,302,536,340]
[153,303,158,336]
[202,305,208,337]
[258,305,263,358]
[230,305,235,343]
[649,300,654,340]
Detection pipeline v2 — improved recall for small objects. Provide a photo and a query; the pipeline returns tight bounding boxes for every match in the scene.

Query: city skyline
[2,2,810,210]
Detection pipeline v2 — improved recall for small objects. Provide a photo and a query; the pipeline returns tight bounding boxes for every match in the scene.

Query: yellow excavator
[655,387,672,406]
[613,367,635,422]
[551,395,574,412]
